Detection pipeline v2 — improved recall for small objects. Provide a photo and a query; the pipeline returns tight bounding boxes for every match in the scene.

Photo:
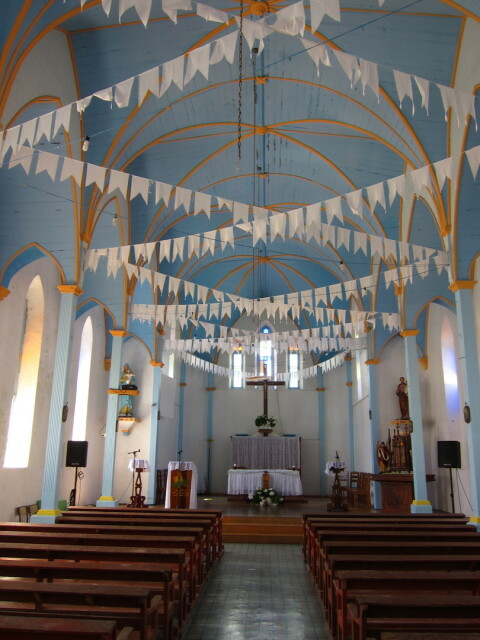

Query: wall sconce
[464,404,471,424]
[82,136,90,152]
[112,213,118,226]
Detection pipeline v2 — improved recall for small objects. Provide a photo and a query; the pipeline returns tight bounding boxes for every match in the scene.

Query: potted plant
[255,414,277,436]
[247,488,284,506]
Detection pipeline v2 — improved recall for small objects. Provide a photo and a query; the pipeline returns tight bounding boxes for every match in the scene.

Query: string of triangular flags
[131,304,400,336]
[3,1,479,149]
[110,256,431,325]
[5,137,475,264]
[181,349,348,379]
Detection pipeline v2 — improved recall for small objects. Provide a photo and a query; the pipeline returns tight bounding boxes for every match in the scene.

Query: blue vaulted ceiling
[1,0,479,359]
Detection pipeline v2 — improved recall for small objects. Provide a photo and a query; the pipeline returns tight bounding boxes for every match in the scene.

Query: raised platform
[223,515,303,544]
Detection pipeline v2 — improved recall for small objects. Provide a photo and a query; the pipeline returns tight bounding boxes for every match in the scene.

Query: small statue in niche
[120,364,137,389]
[396,376,409,420]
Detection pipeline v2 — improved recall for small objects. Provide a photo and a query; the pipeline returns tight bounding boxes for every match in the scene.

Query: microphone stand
[128,449,141,501]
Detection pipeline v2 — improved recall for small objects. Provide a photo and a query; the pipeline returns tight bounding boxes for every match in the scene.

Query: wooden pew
[334,569,480,640]
[0,529,200,602]
[323,551,480,631]
[347,593,480,640]
[303,518,474,569]
[0,581,168,640]
[0,521,208,585]
[58,513,217,570]
[309,526,480,593]
[0,542,188,629]
[0,558,175,639]
[0,616,133,640]
[319,538,480,604]
[62,508,223,565]
[67,506,224,559]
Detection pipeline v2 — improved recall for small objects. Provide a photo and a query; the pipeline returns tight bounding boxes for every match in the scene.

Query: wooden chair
[15,506,29,523]
[155,469,168,504]
[342,472,371,510]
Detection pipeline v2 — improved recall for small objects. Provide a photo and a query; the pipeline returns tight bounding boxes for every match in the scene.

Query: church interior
[2,1,480,637]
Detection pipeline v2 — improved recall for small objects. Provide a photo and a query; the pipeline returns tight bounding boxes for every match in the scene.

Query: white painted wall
[0,258,60,521]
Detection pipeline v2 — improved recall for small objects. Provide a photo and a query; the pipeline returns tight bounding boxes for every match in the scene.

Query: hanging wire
[237,0,244,165]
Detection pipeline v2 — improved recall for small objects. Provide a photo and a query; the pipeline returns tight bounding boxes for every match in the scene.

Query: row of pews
[0,505,223,640]
[303,511,480,640]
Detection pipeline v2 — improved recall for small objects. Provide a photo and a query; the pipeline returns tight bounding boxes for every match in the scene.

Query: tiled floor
[182,543,329,640]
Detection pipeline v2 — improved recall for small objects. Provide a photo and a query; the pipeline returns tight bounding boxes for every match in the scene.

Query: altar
[227,469,303,496]
[230,435,301,469]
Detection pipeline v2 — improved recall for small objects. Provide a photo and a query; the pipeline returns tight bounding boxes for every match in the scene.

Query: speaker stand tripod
[69,467,82,506]
[445,464,455,513]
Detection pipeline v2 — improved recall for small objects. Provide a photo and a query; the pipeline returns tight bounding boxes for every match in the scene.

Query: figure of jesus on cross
[246,375,285,417]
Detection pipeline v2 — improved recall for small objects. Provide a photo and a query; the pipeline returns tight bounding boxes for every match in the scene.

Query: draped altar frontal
[230,436,301,470]
[228,469,303,496]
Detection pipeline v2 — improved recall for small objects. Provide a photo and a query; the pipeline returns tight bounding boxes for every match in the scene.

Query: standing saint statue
[396,376,409,419]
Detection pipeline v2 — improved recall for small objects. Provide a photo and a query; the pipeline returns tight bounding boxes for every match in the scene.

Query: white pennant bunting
[114,77,134,108]
[130,175,150,203]
[196,2,229,23]
[108,169,130,198]
[60,156,84,185]
[85,163,107,190]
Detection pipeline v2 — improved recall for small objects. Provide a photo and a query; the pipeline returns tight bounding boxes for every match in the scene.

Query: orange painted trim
[365,359,380,365]
[418,357,428,370]
[400,329,420,337]
[345,382,353,387]
[0,286,11,300]
[57,284,83,296]
[316,387,326,392]
[110,330,127,337]
[206,387,216,391]
[179,382,187,387]
[449,280,477,292]
[150,360,164,367]
[104,358,111,372]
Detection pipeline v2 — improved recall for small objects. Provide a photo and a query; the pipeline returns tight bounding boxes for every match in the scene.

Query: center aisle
[181,543,329,640]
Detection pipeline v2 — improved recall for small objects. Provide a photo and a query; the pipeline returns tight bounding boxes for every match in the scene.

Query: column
[365,355,381,509]
[146,360,164,505]
[96,330,125,507]
[316,369,328,495]
[449,281,480,528]
[401,329,432,513]
[345,354,355,470]
[206,372,215,494]
[32,285,82,523]
[177,361,187,458]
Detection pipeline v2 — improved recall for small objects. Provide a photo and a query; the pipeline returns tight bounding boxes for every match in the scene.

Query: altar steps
[222,516,303,544]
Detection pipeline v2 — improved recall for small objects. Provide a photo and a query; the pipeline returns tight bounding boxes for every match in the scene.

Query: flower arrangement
[255,414,277,430]
[247,488,285,506]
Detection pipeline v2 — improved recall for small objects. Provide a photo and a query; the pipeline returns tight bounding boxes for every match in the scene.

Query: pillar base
[410,500,433,514]
[96,496,119,507]
[30,509,62,524]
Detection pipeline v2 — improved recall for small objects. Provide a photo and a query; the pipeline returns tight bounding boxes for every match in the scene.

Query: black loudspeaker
[66,441,88,468]
[437,441,461,469]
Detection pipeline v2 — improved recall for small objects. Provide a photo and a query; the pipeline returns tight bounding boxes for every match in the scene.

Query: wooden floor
[198,494,372,543]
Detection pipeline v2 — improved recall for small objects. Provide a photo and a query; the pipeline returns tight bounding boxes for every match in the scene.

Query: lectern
[128,458,149,508]
[165,461,198,509]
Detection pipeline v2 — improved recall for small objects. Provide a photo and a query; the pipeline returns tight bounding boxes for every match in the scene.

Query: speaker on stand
[437,441,461,513]
[66,441,88,506]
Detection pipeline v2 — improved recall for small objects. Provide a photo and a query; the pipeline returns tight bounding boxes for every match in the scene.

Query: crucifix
[246,377,285,416]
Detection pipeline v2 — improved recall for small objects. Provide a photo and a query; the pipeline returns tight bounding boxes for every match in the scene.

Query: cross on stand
[246,377,285,416]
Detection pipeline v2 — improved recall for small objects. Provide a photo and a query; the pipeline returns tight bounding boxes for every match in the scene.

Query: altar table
[227,469,303,496]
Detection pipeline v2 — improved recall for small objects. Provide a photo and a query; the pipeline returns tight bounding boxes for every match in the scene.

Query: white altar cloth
[128,458,150,472]
[227,469,303,496]
[165,461,198,509]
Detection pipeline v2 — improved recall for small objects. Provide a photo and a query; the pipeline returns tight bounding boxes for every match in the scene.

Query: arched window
[288,348,300,389]
[231,346,244,388]
[72,317,93,441]
[4,276,44,468]
[441,317,460,421]
[257,325,274,377]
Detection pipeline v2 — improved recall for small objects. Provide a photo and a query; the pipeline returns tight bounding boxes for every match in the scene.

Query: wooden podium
[169,469,193,508]
[127,458,149,508]
[165,462,198,509]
